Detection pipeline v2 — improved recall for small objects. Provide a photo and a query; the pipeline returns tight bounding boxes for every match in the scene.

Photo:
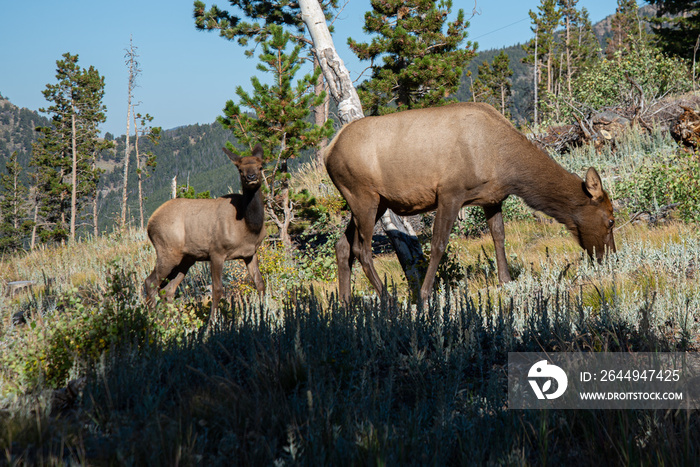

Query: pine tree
[219,25,333,248]
[472,51,513,117]
[31,53,108,244]
[195,1,342,164]
[194,0,312,50]
[523,0,563,123]
[525,0,563,97]
[523,0,600,122]
[348,0,476,115]
[569,7,601,77]
[607,0,649,57]
[0,152,31,252]
[649,0,700,61]
[557,2,601,99]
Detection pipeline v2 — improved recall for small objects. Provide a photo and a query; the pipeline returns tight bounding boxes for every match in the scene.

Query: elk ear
[252,143,264,160]
[583,167,605,201]
[223,147,241,165]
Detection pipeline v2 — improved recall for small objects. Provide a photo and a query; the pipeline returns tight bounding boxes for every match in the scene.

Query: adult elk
[144,144,266,314]
[324,102,616,303]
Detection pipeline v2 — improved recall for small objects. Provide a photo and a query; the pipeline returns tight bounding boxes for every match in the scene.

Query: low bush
[617,150,700,222]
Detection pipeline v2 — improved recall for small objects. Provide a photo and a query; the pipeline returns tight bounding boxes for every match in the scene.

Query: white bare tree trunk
[299,0,363,125]
[121,36,137,230]
[299,0,426,299]
[30,202,38,250]
[313,57,329,167]
[120,103,132,229]
[134,113,145,230]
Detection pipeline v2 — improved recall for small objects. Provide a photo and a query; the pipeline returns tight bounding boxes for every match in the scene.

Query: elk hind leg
[484,203,512,284]
[352,204,386,298]
[160,257,195,303]
[420,201,461,303]
[144,268,162,308]
[144,254,181,307]
[336,220,357,302]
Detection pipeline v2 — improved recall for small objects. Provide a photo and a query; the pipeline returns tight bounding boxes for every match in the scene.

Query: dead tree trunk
[313,57,329,167]
[92,154,99,237]
[121,36,138,230]
[121,95,132,229]
[299,0,427,299]
[134,113,145,230]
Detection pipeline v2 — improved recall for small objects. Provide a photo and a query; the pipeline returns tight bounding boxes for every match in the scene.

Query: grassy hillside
[2,125,700,463]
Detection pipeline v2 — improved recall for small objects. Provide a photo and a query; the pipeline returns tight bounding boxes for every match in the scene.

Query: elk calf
[144,144,266,314]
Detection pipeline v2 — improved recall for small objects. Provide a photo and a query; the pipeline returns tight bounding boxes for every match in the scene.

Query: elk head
[223,143,265,191]
[575,167,616,262]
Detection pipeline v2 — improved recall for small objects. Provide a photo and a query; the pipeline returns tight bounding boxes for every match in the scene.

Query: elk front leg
[484,203,512,284]
[210,256,225,314]
[244,254,265,300]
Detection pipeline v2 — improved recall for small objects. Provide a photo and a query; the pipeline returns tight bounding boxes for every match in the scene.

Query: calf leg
[144,255,187,307]
[161,258,195,303]
[245,253,265,300]
[210,256,225,314]
[483,204,512,284]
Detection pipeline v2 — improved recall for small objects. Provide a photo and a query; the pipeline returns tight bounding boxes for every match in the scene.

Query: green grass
[1,128,700,464]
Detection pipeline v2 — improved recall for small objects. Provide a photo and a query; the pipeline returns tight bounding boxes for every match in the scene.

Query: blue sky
[0,1,625,136]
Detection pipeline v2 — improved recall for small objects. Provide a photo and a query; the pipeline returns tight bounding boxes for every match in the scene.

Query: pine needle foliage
[0,152,32,252]
[30,53,110,245]
[218,25,334,247]
[348,0,476,115]
[471,51,514,117]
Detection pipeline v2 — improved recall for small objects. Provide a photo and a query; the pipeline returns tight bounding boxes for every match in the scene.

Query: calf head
[223,143,265,190]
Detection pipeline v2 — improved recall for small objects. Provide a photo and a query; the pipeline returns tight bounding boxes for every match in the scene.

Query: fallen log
[671,106,700,151]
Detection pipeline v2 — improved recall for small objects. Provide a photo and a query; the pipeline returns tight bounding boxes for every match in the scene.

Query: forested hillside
[0,94,50,185]
[458,45,531,122]
[0,97,324,236]
[97,122,240,231]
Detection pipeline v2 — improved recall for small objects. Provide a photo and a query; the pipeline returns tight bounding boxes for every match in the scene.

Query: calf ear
[252,143,264,160]
[584,167,605,201]
[223,147,241,165]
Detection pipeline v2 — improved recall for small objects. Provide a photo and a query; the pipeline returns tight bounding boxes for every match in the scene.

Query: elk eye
[607,219,615,229]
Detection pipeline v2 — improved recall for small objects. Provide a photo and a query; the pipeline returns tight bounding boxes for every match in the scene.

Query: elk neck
[507,145,588,233]
[241,186,265,232]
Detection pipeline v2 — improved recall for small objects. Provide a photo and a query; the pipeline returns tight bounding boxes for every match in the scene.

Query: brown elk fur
[144,144,266,314]
[324,102,616,303]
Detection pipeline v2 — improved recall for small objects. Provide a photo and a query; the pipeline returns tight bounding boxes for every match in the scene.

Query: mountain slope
[0,94,50,183]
